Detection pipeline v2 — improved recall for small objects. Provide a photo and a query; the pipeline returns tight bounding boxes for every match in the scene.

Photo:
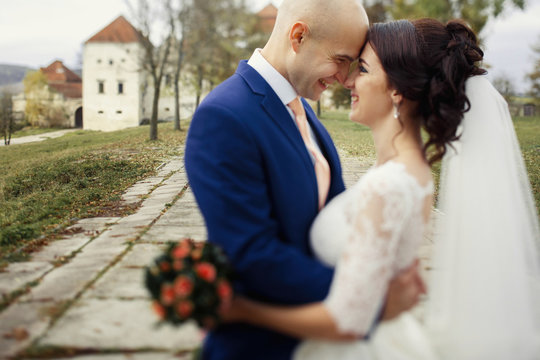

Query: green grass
[9,127,66,138]
[0,123,187,262]
[319,110,375,164]
[514,116,540,212]
[320,110,540,214]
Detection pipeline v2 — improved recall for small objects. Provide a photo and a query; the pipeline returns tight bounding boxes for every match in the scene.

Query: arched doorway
[75,107,83,128]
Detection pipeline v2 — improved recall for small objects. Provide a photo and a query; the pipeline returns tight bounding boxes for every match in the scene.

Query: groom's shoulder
[200,74,261,112]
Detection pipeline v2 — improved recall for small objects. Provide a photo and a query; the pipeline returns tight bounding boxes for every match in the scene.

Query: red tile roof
[40,61,82,99]
[257,4,277,33]
[49,83,82,99]
[86,15,140,43]
[40,60,81,84]
[257,3,278,18]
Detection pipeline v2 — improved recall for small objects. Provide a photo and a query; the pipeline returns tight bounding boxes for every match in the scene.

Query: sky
[1,0,539,93]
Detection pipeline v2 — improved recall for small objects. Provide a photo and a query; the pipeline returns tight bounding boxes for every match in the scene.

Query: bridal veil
[425,75,540,359]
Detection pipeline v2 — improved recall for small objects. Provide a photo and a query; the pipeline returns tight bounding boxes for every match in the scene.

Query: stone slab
[20,252,116,302]
[150,185,184,195]
[0,261,53,298]
[31,236,91,263]
[116,212,160,227]
[85,266,148,300]
[0,301,53,358]
[40,299,203,351]
[119,244,167,268]
[139,225,206,243]
[81,230,135,252]
[30,353,192,360]
[68,217,120,235]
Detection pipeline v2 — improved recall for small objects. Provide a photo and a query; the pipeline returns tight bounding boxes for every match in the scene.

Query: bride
[223,18,540,359]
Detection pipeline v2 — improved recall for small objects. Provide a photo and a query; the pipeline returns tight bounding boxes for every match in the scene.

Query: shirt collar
[247,49,298,106]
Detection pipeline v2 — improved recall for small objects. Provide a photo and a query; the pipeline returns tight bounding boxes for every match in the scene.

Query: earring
[393,103,401,120]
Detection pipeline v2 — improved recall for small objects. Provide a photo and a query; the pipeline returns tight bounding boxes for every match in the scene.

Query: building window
[98,110,104,114]
[118,81,124,94]
[109,59,114,65]
[116,110,122,114]
[98,81,104,94]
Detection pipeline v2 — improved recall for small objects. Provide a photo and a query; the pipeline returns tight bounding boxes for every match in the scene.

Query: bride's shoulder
[358,159,432,194]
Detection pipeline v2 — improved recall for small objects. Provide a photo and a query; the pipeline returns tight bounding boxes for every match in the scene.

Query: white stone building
[83,16,144,131]
[83,16,197,132]
[12,60,82,128]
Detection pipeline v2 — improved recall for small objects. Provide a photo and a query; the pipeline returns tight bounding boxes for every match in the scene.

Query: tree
[23,70,48,127]
[127,0,176,141]
[389,0,525,34]
[182,0,256,108]
[492,74,515,102]
[527,36,540,102]
[0,92,14,145]
[330,83,352,109]
[364,0,391,23]
[171,0,191,131]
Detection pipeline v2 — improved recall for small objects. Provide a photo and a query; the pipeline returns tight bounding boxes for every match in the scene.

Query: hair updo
[367,18,486,164]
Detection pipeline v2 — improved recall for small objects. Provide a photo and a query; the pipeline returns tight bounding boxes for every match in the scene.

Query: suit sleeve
[185,102,333,304]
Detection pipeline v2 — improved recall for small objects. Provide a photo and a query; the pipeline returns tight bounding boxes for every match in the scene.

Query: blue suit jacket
[185,60,346,360]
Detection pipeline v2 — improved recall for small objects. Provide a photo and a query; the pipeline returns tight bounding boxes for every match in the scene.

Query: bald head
[274,0,368,42]
[261,0,369,100]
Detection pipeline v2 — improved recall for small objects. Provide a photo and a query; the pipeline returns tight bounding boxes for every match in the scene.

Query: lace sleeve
[323,171,414,335]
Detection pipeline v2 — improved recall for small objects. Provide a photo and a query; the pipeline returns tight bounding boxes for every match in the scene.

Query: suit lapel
[237,61,317,177]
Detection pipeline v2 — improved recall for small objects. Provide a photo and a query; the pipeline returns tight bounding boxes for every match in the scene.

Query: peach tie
[288,97,330,210]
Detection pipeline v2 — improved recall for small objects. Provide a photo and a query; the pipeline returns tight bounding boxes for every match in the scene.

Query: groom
[185,0,424,359]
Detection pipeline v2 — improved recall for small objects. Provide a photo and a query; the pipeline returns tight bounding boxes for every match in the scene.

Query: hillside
[0,63,34,86]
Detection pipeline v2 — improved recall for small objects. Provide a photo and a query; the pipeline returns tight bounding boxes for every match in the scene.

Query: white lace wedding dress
[293,76,540,360]
[294,160,438,360]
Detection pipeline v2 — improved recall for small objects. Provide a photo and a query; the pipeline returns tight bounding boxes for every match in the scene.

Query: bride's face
[347,43,394,127]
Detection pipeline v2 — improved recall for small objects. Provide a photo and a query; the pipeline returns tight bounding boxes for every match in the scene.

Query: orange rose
[173,276,193,297]
[173,259,184,271]
[217,280,233,301]
[160,284,175,305]
[191,248,203,261]
[159,261,171,273]
[195,262,217,282]
[176,300,193,318]
[153,301,166,319]
[172,241,191,259]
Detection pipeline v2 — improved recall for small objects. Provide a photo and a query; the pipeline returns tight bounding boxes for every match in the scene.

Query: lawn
[0,123,187,264]
[320,110,540,214]
[1,112,538,264]
[8,127,65,139]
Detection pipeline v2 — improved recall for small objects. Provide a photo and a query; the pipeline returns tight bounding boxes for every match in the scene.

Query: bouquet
[145,238,234,329]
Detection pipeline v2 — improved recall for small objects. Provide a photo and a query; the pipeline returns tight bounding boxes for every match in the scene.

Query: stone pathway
[0,129,78,147]
[0,152,434,359]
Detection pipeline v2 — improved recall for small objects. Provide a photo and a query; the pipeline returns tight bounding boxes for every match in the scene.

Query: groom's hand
[381,259,426,321]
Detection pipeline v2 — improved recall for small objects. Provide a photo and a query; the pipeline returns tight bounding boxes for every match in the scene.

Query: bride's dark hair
[367,18,486,164]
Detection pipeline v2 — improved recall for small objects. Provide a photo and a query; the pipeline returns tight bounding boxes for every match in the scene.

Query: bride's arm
[222,261,424,341]
[224,297,357,341]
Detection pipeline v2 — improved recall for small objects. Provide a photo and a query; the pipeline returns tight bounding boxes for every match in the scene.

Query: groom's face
[289,22,367,101]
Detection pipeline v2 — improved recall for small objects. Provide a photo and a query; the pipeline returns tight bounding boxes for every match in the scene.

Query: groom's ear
[290,22,310,53]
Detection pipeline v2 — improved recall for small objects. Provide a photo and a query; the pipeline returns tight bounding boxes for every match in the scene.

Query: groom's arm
[185,103,333,304]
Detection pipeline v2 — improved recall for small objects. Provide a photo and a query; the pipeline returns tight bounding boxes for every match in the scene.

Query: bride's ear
[390,89,403,107]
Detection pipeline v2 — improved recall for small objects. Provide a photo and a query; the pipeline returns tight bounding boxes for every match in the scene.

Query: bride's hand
[382,259,426,321]
[219,296,250,323]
